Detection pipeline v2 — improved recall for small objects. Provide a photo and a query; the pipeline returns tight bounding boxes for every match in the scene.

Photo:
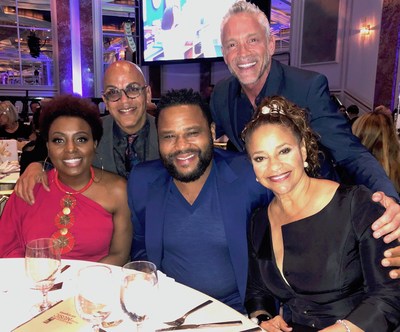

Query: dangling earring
[42,156,52,172]
[256,178,259,182]
[303,161,309,169]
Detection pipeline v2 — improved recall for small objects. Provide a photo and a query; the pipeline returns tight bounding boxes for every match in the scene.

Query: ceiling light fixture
[360,24,371,36]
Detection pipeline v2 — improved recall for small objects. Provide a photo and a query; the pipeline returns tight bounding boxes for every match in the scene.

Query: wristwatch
[251,313,272,325]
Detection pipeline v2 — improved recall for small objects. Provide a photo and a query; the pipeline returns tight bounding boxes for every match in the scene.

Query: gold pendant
[60,228,68,235]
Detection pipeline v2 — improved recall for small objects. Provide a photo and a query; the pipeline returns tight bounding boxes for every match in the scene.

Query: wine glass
[120,261,158,330]
[74,265,114,332]
[25,237,61,312]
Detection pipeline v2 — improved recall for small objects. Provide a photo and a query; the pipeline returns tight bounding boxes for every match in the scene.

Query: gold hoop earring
[41,156,52,172]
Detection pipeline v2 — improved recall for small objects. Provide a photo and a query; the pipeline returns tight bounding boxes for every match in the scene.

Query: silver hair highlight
[220,0,271,40]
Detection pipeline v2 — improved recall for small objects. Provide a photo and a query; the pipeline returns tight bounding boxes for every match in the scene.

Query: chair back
[0,195,9,216]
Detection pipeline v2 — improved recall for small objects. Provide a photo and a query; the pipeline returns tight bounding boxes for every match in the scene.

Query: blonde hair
[352,111,400,192]
[0,101,18,124]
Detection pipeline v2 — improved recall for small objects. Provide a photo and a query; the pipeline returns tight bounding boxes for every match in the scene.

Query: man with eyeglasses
[98,60,158,178]
[14,60,159,204]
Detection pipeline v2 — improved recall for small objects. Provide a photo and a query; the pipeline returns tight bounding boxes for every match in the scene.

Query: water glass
[25,237,61,311]
[120,261,158,330]
[75,265,114,332]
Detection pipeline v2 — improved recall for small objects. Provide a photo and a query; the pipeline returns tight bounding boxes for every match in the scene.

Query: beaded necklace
[51,167,95,254]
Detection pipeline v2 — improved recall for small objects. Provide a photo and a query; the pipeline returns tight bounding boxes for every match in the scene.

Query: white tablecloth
[0,170,19,184]
[1,258,260,331]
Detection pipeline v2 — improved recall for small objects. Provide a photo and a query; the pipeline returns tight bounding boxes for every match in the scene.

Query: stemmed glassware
[74,265,114,332]
[25,238,61,312]
[120,261,158,330]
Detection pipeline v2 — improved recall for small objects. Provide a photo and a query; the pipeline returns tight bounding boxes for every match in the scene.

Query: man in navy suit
[210,1,400,274]
[128,89,273,313]
[212,1,396,195]
[129,89,400,317]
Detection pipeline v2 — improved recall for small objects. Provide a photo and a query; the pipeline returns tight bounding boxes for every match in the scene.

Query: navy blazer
[128,148,273,305]
[94,114,159,174]
[210,59,399,199]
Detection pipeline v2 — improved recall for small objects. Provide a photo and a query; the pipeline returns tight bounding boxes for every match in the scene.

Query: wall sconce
[360,24,371,36]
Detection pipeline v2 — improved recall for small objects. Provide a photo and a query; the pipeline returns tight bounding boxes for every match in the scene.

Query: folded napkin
[0,160,20,174]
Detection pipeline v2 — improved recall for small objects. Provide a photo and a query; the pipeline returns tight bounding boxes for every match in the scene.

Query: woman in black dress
[242,96,400,332]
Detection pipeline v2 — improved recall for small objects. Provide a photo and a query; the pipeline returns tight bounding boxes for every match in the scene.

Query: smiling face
[158,104,215,183]
[221,12,275,91]
[102,61,151,135]
[47,116,96,180]
[246,123,308,196]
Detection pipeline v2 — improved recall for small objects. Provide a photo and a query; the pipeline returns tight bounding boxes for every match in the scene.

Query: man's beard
[161,138,214,183]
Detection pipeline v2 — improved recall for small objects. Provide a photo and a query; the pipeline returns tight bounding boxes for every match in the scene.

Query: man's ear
[211,122,216,141]
[101,95,110,114]
[146,85,152,102]
[267,34,276,56]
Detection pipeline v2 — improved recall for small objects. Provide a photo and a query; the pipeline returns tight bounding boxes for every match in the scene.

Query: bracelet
[336,319,350,332]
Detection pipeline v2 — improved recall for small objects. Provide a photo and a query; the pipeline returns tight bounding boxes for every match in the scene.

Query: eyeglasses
[103,83,147,102]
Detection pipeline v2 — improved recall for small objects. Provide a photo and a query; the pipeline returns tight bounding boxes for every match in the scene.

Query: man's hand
[260,316,292,332]
[14,162,50,205]
[371,191,400,279]
[371,192,400,243]
[382,246,400,279]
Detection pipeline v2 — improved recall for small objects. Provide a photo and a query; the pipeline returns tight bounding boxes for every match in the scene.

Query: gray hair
[220,0,271,39]
[0,101,18,123]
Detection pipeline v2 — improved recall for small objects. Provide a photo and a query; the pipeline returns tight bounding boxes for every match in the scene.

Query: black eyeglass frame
[103,83,148,102]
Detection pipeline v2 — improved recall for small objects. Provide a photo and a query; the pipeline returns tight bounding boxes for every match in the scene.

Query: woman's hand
[260,315,292,332]
[14,162,49,205]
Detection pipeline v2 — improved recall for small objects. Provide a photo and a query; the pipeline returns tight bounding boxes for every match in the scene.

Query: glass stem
[40,289,50,311]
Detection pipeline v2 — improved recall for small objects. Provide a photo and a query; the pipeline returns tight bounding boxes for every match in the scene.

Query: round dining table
[1,258,262,332]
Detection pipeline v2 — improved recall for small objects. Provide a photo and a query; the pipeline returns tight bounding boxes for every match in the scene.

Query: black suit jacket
[94,114,159,174]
